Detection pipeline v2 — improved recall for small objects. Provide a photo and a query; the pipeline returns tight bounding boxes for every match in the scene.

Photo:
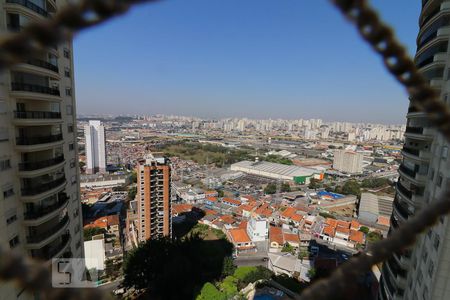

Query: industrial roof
[231,160,317,177]
[359,193,394,217]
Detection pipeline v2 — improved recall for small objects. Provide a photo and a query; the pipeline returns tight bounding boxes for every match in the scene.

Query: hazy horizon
[74,0,420,124]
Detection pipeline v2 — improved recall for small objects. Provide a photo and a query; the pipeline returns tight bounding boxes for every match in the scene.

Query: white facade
[247,217,268,242]
[85,120,106,174]
[0,1,84,299]
[333,150,363,174]
[84,239,106,271]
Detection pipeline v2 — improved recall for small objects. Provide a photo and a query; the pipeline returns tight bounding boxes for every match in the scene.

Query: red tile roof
[326,218,338,227]
[350,220,360,230]
[291,214,303,222]
[228,228,252,244]
[323,225,336,237]
[238,221,248,230]
[349,230,364,244]
[172,204,193,215]
[223,198,242,206]
[284,233,300,244]
[269,226,284,245]
[206,197,218,202]
[281,207,296,218]
[220,215,235,225]
[377,216,390,226]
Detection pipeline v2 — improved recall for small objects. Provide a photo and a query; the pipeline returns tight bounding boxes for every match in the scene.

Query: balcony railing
[6,0,48,17]
[24,196,69,220]
[26,215,69,244]
[397,182,413,199]
[16,133,63,145]
[14,110,61,120]
[11,82,60,96]
[45,234,70,260]
[19,155,64,171]
[421,6,441,26]
[402,146,420,156]
[21,177,65,196]
[26,58,58,73]
[399,165,416,178]
[394,198,412,220]
[405,126,424,134]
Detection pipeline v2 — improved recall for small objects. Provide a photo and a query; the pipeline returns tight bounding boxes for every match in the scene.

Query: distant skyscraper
[0,1,84,299]
[333,150,363,174]
[84,120,106,174]
[137,153,172,241]
[378,1,450,300]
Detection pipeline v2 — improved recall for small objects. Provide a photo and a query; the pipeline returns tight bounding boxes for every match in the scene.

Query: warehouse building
[230,160,322,184]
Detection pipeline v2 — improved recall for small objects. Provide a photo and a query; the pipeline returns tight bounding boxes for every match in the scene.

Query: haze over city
[74,0,420,124]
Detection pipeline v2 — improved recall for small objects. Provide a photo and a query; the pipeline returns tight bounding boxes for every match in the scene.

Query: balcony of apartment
[10,72,61,101]
[30,232,71,263]
[13,110,62,126]
[402,145,431,161]
[385,257,408,287]
[26,214,69,249]
[4,0,55,20]
[417,16,450,52]
[398,164,427,185]
[404,126,434,141]
[393,197,414,222]
[15,124,63,151]
[396,181,424,204]
[23,193,69,226]
[12,57,60,80]
[381,266,405,300]
[18,148,64,175]
[20,175,66,201]
[392,251,412,269]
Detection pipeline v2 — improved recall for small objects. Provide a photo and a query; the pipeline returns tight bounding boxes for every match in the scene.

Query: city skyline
[74,0,420,124]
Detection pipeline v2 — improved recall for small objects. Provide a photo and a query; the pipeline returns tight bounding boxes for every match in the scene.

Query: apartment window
[9,236,19,248]
[68,125,74,133]
[0,128,8,142]
[66,105,73,115]
[417,270,423,286]
[0,159,11,171]
[442,146,449,159]
[422,250,428,262]
[3,186,14,199]
[429,168,435,180]
[434,235,440,250]
[71,175,77,185]
[437,173,443,187]
[69,143,74,151]
[428,261,434,277]
[65,87,72,96]
[64,67,71,78]
[63,48,70,58]
[6,214,17,225]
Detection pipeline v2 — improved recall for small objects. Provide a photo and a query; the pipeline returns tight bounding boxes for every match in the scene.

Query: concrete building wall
[0,1,84,298]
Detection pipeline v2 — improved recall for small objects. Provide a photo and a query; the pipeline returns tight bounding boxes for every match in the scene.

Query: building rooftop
[228,228,252,244]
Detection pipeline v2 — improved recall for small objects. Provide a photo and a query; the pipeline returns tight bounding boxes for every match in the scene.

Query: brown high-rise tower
[137,153,172,241]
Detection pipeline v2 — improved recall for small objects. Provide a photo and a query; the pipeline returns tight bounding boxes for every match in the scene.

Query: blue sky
[74,0,421,124]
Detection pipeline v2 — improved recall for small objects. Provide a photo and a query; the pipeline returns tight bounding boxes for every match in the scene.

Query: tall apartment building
[332,150,363,174]
[0,0,84,299]
[137,153,172,241]
[84,120,106,174]
[378,1,450,299]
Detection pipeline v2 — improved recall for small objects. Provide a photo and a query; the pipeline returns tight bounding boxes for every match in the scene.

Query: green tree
[123,234,233,300]
[196,282,226,300]
[219,276,238,298]
[367,231,383,243]
[308,178,320,189]
[217,189,224,197]
[359,226,370,234]
[341,180,361,197]
[307,268,316,279]
[264,183,277,194]
[128,186,137,201]
[83,227,105,241]
[281,182,291,192]
[222,257,236,277]
[130,171,137,183]
[298,247,310,260]
[281,243,295,254]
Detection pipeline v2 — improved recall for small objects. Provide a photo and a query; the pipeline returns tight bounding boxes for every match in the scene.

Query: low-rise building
[247,217,269,242]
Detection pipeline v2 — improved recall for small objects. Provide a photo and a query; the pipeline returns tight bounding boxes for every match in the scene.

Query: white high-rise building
[0,1,84,299]
[379,1,450,300]
[84,120,106,174]
[333,150,363,174]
